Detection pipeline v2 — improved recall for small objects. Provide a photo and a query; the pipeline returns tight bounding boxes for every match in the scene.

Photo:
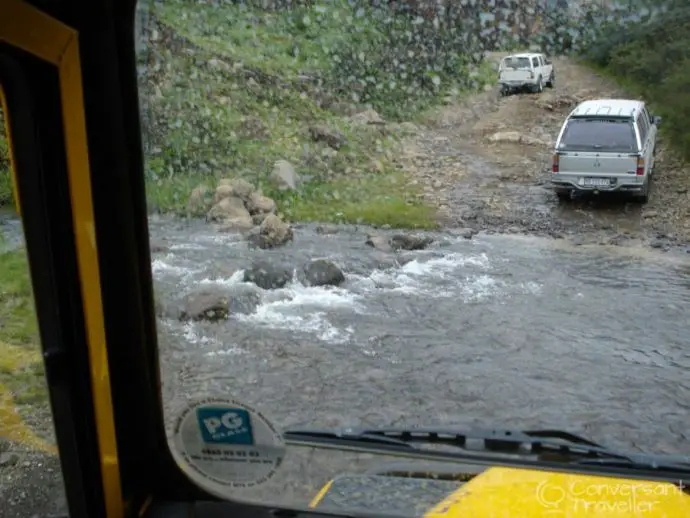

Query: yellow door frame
[0,2,123,517]
[0,84,21,214]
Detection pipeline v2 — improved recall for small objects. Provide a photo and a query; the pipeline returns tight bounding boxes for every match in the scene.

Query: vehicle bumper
[499,81,533,90]
[551,174,646,193]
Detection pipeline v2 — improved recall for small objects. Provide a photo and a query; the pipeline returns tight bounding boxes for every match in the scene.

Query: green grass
[138,0,495,227]
[0,249,47,407]
[266,172,439,229]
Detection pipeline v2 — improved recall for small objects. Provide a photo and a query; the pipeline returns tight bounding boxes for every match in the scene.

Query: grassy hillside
[138,0,496,228]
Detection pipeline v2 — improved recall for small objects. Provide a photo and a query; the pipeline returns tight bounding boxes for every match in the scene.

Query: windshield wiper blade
[575,456,690,474]
[284,426,690,476]
[284,426,627,460]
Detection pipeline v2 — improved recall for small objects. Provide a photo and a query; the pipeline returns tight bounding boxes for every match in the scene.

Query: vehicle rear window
[558,118,638,152]
[501,57,531,69]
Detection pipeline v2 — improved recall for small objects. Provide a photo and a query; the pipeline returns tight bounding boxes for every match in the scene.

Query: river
[4,215,690,513]
[152,218,690,461]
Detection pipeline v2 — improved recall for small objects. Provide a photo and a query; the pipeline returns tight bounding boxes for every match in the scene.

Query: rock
[303,259,345,287]
[271,160,299,190]
[309,124,347,150]
[487,131,547,147]
[187,185,213,216]
[248,214,294,249]
[535,92,583,111]
[389,234,434,251]
[350,108,385,125]
[315,224,339,235]
[216,178,255,201]
[207,196,253,230]
[0,452,19,467]
[179,290,230,322]
[251,213,269,226]
[246,191,276,215]
[243,260,293,290]
[365,234,393,253]
[457,228,477,239]
[217,217,255,232]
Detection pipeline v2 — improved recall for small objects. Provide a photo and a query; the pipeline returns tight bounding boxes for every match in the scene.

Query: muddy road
[401,54,690,251]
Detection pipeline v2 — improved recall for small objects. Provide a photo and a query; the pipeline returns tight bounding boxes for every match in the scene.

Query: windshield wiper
[283,426,690,475]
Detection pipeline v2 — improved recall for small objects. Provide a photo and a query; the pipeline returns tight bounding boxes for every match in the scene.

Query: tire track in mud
[399,54,690,251]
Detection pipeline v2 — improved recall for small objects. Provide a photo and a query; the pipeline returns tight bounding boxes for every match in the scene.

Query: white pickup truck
[498,52,555,96]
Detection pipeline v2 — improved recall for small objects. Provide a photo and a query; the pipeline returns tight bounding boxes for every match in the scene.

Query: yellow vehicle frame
[1,1,690,518]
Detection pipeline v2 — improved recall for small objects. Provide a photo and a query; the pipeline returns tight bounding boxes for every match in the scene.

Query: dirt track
[400,54,690,251]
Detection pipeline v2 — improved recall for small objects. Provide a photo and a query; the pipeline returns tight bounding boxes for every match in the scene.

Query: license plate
[581,178,611,187]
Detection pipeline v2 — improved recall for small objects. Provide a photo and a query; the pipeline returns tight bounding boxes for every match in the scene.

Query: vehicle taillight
[552,153,559,173]
[636,156,645,176]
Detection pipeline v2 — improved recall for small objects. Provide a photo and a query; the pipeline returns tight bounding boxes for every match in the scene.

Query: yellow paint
[0,385,57,454]
[424,466,690,517]
[0,84,21,215]
[0,2,123,517]
[312,466,690,517]
[0,342,55,454]
[309,480,334,508]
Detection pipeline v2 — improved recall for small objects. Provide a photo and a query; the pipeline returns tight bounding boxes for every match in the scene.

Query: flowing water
[152,218,690,461]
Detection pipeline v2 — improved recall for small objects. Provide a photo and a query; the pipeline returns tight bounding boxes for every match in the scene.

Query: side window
[532,57,539,68]
[643,107,653,128]
[637,113,648,144]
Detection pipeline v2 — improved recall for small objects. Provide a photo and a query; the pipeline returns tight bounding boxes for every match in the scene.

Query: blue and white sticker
[196,407,254,445]
[171,397,286,495]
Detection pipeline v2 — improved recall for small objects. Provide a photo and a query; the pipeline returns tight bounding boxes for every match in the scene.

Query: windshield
[3,0,690,516]
[501,56,532,69]
[559,118,639,152]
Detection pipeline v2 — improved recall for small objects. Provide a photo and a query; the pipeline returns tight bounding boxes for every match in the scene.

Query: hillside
[136,0,502,228]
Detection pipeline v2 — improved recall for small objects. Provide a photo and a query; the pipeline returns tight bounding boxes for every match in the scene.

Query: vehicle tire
[555,189,571,201]
[635,179,650,204]
[546,72,555,88]
[534,77,543,93]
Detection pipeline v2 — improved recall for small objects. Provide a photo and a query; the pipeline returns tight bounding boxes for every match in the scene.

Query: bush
[578,4,690,161]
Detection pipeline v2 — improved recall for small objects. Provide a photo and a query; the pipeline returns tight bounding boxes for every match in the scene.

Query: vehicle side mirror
[653,116,662,126]
[545,59,552,65]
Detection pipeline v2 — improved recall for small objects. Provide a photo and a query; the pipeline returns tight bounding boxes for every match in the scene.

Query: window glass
[0,96,68,518]
[559,118,638,152]
[637,114,648,143]
[136,0,690,513]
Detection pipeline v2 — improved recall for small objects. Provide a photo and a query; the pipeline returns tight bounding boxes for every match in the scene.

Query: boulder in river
[207,196,254,231]
[247,214,294,249]
[179,290,230,322]
[303,259,345,287]
[365,234,393,253]
[243,260,293,290]
[205,178,278,232]
[389,234,434,251]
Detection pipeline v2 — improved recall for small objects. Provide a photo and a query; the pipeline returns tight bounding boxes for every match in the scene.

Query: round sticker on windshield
[171,397,286,494]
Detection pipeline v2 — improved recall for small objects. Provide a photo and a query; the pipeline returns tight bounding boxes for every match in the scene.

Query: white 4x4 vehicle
[551,99,661,203]
[498,53,554,96]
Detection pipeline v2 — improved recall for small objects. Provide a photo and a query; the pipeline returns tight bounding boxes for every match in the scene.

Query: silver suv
[551,99,661,203]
